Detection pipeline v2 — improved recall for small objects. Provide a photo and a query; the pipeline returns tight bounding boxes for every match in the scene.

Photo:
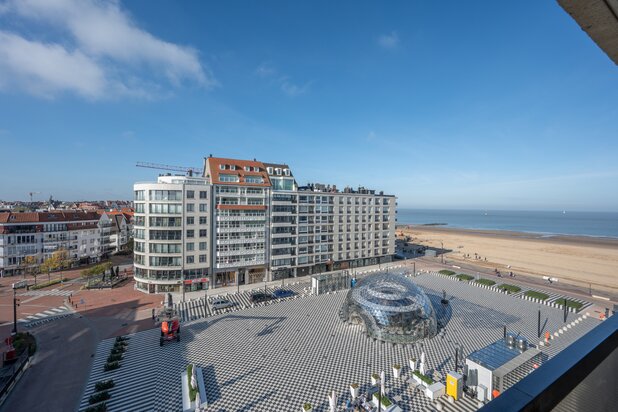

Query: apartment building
[0,211,112,277]
[133,156,396,294]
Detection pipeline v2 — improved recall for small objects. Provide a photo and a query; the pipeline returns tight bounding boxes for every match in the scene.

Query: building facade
[132,156,396,293]
[0,211,112,277]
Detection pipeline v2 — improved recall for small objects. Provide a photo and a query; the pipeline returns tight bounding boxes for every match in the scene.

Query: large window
[135,203,145,213]
[149,203,182,214]
[149,243,182,253]
[149,256,181,266]
[149,217,182,227]
[199,191,207,199]
[134,190,145,201]
[245,176,264,184]
[219,174,239,183]
[149,230,182,240]
[149,190,182,201]
[271,178,294,191]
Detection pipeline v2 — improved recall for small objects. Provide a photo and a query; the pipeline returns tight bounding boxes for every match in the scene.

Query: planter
[302,403,312,412]
[182,365,208,412]
[409,359,417,371]
[371,373,380,386]
[393,365,401,379]
[350,384,359,399]
[425,382,445,400]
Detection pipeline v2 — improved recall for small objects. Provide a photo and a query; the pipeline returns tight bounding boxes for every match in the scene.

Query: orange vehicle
[157,293,181,346]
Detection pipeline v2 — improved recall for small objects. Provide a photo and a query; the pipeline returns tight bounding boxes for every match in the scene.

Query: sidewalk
[170,260,414,302]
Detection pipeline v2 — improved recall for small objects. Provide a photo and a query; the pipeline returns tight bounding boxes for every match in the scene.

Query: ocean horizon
[396,209,618,239]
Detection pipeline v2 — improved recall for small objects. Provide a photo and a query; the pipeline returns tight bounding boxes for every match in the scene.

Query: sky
[0,0,616,211]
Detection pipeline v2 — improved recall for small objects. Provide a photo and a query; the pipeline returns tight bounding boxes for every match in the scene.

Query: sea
[396,209,618,239]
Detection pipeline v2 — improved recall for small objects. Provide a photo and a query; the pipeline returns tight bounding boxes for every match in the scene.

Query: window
[149,203,182,214]
[186,243,194,251]
[186,203,194,212]
[199,242,207,250]
[199,229,207,237]
[186,217,194,225]
[199,216,207,225]
[199,254,207,263]
[199,203,207,212]
[134,190,145,201]
[219,164,225,170]
[149,190,182,201]
[135,203,145,213]
[187,230,194,238]
[253,166,260,172]
[219,174,239,182]
[245,176,264,184]
[199,191,207,199]
[186,256,194,264]
[244,166,250,172]
[187,190,194,199]
[267,167,273,174]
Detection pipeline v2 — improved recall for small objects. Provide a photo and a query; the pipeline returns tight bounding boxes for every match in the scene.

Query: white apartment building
[0,211,112,277]
[133,156,396,294]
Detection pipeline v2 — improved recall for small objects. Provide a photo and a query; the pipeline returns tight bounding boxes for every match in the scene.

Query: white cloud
[377,31,400,49]
[255,62,310,97]
[0,0,214,99]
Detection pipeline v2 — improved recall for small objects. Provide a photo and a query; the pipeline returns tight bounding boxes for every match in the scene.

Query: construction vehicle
[157,293,181,346]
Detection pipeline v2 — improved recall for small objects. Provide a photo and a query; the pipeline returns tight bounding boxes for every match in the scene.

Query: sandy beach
[398,225,618,294]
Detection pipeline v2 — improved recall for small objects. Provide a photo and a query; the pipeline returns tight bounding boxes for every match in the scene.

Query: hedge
[187,364,197,402]
[374,392,392,407]
[475,278,496,286]
[524,291,549,301]
[555,298,583,310]
[413,371,434,385]
[498,284,521,294]
[456,274,474,281]
[89,391,110,405]
[438,270,455,276]
[104,361,119,372]
[30,278,68,290]
[94,380,115,392]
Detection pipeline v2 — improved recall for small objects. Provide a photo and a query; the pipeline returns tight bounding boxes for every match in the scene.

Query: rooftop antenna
[28,191,41,202]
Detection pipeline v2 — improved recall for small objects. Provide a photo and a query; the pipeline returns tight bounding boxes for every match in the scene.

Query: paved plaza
[79,270,602,412]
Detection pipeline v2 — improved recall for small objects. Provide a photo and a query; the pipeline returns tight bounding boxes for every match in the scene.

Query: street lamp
[12,285,18,335]
[441,241,444,264]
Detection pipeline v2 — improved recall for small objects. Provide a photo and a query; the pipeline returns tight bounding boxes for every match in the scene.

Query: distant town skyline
[1,1,617,211]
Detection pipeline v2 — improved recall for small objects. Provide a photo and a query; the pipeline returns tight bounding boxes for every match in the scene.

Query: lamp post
[441,241,444,264]
[204,281,209,312]
[12,285,18,335]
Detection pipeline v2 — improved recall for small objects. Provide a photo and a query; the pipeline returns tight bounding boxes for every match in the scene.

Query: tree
[21,255,39,285]
[41,249,71,283]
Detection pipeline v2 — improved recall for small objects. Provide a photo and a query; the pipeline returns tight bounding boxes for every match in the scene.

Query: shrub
[89,391,111,405]
[371,373,380,380]
[498,284,521,294]
[30,278,68,290]
[393,364,401,370]
[12,332,37,356]
[104,361,119,371]
[94,380,115,392]
[555,298,583,310]
[85,403,107,412]
[439,270,455,276]
[524,291,549,301]
[350,383,359,389]
[475,278,496,286]
[303,403,312,411]
[374,393,392,407]
[111,347,126,355]
[107,354,122,363]
[456,274,474,281]
[115,336,129,343]
[187,364,197,402]
[413,371,434,385]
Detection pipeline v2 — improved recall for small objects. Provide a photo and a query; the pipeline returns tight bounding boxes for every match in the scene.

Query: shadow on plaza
[427,292,453,330]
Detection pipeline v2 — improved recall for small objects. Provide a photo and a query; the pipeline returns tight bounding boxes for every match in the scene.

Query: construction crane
[136,162,203,176]
[28,192,41,202]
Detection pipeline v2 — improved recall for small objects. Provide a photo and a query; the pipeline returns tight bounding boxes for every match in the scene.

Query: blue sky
[0,0,616,211]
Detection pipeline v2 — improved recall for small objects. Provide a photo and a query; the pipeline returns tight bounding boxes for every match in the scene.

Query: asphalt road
[1,316,98,412]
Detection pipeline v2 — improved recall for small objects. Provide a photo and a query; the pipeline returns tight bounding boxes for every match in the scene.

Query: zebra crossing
[17,306,73,328]
[18,288,73,297]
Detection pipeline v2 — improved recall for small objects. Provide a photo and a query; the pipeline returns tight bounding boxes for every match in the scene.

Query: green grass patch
[475,278,496,286]
[456,274,474,281]
[89,391,110,405]
[187,364,197,402]
[30,278,68,290]
[438,270,455,276]
[413,371,434,385]
[555,298,583,310]
[94,380,115,392]
[498,284,521,294]
[12,332,36,356]
[374,392,393,407]
[524,291,549,301]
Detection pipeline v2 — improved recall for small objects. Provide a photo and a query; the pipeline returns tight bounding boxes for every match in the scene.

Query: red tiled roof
[205,157,271,187]
[0,211,101,224]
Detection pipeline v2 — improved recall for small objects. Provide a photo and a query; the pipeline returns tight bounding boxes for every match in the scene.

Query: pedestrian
[152,308,155,320]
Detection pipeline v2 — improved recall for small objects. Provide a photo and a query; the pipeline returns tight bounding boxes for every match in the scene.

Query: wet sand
[398,225,618,293]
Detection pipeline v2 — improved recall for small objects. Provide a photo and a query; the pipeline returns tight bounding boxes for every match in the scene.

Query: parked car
[272,289,295,299]
[250,292,273,303]
[211,299,234,310]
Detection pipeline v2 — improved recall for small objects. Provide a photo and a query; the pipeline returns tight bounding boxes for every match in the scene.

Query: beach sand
[398,225,618,294]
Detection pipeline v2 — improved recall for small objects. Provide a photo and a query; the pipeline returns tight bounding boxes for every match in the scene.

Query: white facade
[132,157,397,294]
[0,211,111,276]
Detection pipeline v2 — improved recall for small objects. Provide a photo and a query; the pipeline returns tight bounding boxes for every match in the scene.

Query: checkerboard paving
[79,271,602,412]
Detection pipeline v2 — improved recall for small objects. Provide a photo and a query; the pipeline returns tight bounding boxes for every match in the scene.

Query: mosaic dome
[341,273,437,343]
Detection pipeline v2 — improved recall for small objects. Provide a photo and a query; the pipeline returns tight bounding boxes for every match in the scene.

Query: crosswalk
[17,305,73,328]
[19,289,73,297]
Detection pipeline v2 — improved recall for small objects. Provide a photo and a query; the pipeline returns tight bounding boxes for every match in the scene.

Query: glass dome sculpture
[341,273,437,343]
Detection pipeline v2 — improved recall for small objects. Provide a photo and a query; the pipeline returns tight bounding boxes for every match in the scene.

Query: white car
[211,299,234,310]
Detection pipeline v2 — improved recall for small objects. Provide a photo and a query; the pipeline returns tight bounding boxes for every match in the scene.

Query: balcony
[217,227,265,233]
[216,259,266,268]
